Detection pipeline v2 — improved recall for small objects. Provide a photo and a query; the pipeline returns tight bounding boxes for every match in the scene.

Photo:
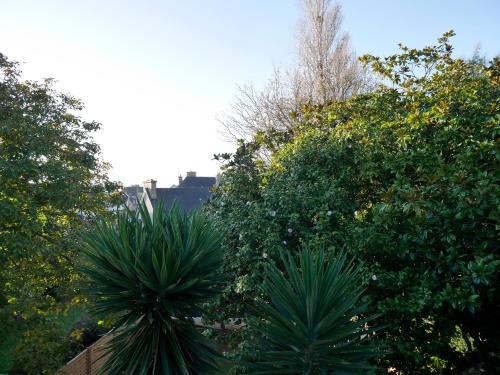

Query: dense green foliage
[208,33,499,373]
[11,321,70,375]
[1,31,498,375]
[81,203,224,374]
[0,52,119,313]
[0,52,120,373]
[9,308,106,375]
[246,248,382,374]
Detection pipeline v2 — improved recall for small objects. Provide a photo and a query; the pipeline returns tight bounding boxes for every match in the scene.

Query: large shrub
[81,203,224,374]
[11,321,70,375]
[10,313,109,375]
[208,33,499,373]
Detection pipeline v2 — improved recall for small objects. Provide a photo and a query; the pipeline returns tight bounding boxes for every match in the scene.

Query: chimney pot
[143,179,157,199]
[186,171,196,177]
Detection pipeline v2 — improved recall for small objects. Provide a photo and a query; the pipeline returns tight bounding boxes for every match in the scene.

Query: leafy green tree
[208,33,500,373]
[0,52,120,372]
[246,248,382,374]
[81,203,224,374]
[208,141,266,321]
[348,33,500,373]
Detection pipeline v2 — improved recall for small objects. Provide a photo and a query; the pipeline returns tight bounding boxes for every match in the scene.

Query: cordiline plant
[80,202,224,374]
[246,248,383,374]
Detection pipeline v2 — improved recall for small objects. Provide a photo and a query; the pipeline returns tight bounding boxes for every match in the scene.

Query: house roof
[123,185,143,197]
[152,187,213,212]
[179,176,216,188]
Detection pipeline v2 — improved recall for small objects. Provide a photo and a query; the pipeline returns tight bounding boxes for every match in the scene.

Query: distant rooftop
[124,172,217,213]
[123,185,143,197]
[179,176,216,188]
[151,187,213,212]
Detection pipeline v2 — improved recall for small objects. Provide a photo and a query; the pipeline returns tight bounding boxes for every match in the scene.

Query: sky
[1,0,499,186]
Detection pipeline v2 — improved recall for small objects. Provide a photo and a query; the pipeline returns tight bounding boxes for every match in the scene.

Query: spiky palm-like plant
[247,248,383,374]
[80,203,224,374]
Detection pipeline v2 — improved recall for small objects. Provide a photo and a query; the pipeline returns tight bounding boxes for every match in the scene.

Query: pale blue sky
[1,1,498,185]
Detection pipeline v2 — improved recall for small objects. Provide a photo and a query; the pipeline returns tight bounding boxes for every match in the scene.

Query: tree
[296,0,370,103]
[81,203,224,374]
[0,52,119,321]
[220,0,370,142]
[208,33,500,373]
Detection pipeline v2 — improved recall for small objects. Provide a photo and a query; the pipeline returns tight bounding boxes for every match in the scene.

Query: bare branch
[219,0,372,142]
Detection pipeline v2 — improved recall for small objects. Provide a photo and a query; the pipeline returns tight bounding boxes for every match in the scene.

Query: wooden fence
[60,318,243,374]
[60,333,112,375]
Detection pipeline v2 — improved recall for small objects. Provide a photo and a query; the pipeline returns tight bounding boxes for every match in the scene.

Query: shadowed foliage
[80,203,224,374]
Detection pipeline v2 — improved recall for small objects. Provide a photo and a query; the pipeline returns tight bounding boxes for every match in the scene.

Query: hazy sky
[1,1,499,186]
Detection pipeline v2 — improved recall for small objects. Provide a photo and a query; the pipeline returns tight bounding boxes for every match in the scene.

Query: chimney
[143,179,157,199]
[186,171,196,177]
[178,175,183,186]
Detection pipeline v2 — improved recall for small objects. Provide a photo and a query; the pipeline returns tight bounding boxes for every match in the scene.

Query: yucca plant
[80,202,224,374]
[246,248,383,374]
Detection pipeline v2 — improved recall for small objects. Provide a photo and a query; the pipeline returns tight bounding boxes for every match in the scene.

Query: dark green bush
[246,248,382,374]
[9,313,109,375]
[12,321,70,375]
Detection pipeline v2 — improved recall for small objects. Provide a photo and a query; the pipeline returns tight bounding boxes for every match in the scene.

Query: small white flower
[283,240,287,245]
[239,234,243,241]
[371,275,377,281]
[270,210,276,217]
[287,228,293,233]
[327,210,333,216]
[262,252,268,259]
[235,280,244,294]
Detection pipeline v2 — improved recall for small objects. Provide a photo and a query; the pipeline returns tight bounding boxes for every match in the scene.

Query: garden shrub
[80,203,224,374]
[207,32,499,373]
[11,321,70,375]
[245,248,382,374]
